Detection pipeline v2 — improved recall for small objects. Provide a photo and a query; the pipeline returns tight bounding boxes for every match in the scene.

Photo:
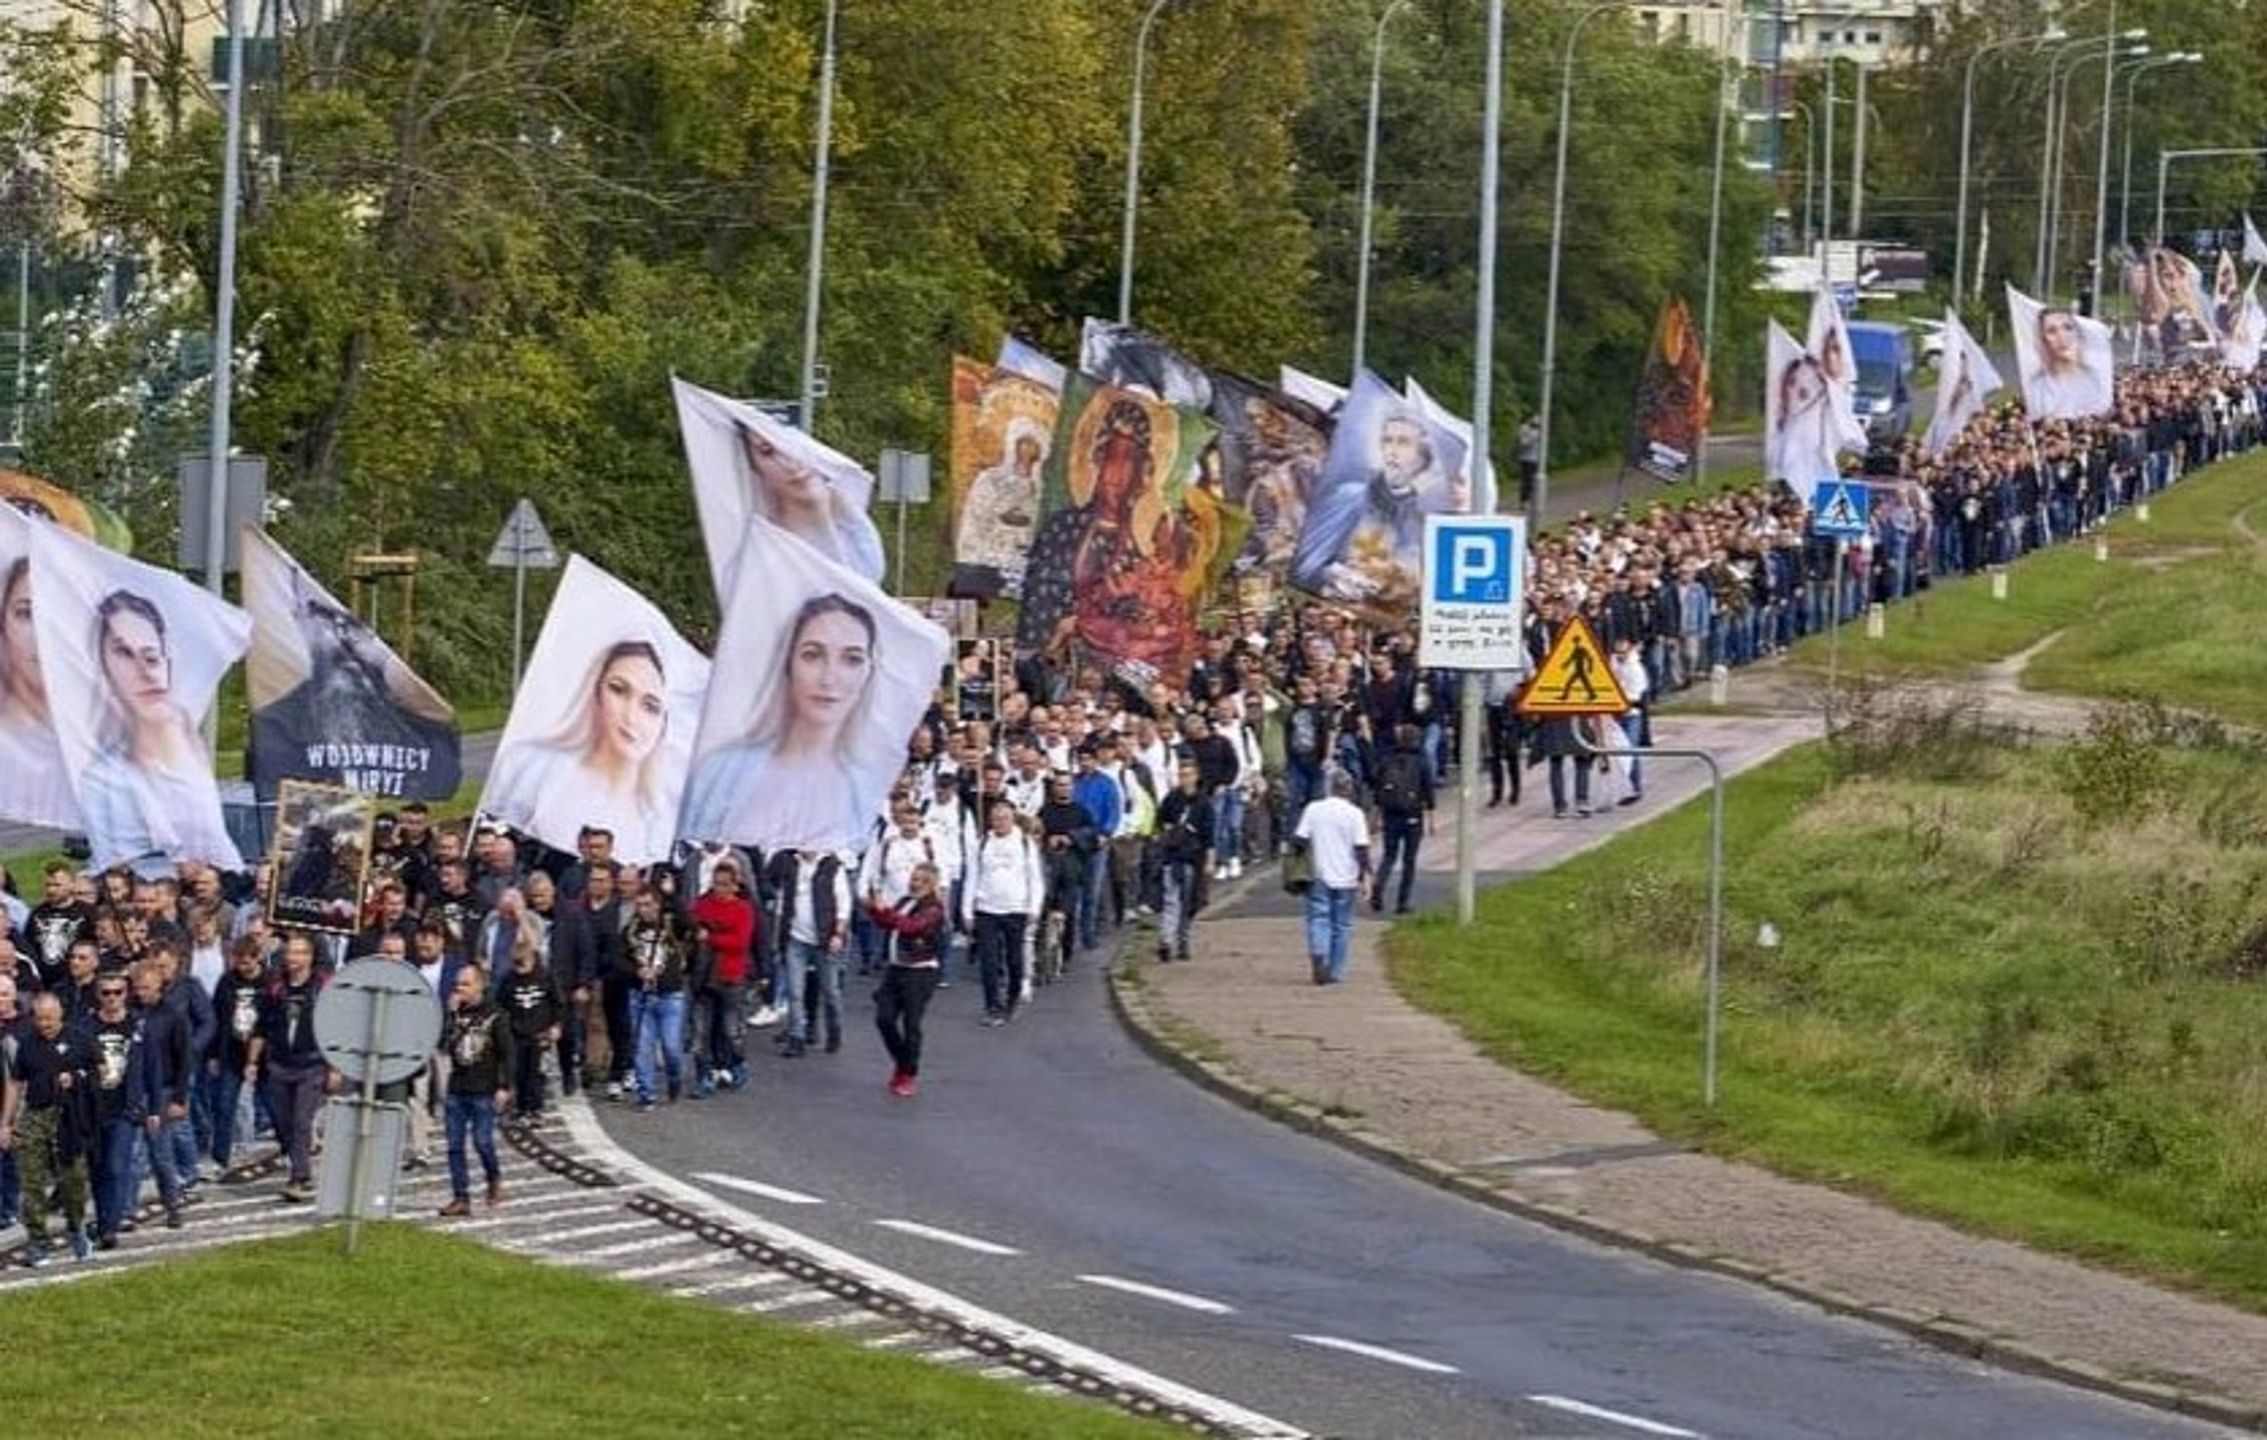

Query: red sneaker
[888,1073,918,1098]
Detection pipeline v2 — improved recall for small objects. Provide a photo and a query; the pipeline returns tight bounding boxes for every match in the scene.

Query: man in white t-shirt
[1291,771,1372,986]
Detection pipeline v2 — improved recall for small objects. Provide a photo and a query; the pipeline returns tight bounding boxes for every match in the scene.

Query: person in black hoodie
[151,940,214,1189]
[438,963,512,1215]
[130,960,191,1230]
[207,938,268,1174]
[1371,723,1435,916]
[247,934,332,1204]
[1036,773,1098,983]
[25,860,93,989]
[499,940,562,1119]
[538,871,596,1097]
[84,972,142,1247]
[2,992,95,1265]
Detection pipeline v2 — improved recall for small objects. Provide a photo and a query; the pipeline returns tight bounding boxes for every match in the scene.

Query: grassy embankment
[1781,447,2267,724]
[0,1225,1176,1439]
[1392,446,2267,1313]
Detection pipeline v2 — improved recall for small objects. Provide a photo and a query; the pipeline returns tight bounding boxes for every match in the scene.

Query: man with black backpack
[1371,723,1434,915]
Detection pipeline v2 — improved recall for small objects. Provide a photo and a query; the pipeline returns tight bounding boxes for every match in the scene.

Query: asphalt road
[593,924,2230,1440]
[0,730,506,860]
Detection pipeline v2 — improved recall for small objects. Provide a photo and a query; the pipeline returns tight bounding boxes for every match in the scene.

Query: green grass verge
[1785,447,2267,681]
[1389,736,2267,1313]
[0,1224,1174,1439]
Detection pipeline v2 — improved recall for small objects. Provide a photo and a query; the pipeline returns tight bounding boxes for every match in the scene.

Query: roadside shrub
[1825,677,2006,784]
[2054,700,2169,827]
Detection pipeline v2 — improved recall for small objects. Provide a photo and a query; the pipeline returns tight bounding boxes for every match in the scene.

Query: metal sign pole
[343,987,389,1256]
[896,492,909,597]
[1458,0,1506,929]
[511,538,528,697]
[1827,535,1846,727]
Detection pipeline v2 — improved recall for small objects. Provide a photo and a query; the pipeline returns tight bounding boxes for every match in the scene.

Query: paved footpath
[1120,709,2267,1432]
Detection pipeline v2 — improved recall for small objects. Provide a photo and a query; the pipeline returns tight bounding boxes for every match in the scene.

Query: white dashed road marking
[1075,1274,1236,1316]
[1292,1334,1460,1376]
[872,1218,1021,1257]
[614,1250,736,1282]
[1527,1395,1702,1438]
[692,1172,827,1207]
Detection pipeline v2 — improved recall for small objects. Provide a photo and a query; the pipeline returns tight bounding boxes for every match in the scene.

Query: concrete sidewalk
[1113,710,2267,1433]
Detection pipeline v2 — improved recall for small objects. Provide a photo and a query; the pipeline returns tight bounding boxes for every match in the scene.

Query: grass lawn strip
[1390,724,2267,1314]
[0,1224,1175,1439]
[1782,448,2267,681]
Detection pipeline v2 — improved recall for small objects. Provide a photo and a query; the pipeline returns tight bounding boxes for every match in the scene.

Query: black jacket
[443,1003,514,1096]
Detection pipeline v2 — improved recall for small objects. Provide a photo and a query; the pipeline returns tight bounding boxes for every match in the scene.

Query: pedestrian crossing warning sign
[1516,615,1630,717]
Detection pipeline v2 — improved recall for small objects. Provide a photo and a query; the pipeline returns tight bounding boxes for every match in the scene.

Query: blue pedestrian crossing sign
[1419,514,1527,671]
[1810,480,1870,540]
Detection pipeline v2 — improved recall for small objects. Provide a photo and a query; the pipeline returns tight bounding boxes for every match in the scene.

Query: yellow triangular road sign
[1516,615,1630,716]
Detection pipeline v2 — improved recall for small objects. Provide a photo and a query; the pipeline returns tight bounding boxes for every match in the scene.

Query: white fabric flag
[2244,214,2267,267]
[1278,365,1350,415]
[27,519,249,871]
[679,510,950,856]
[0,506,83,830]
[1804,287,1872,453]
[481,555,711,866]
[995,335,1067,394]
[1923,308,2005,458]
[671,376,886,605]
[2006,284,2116,420]
[1403,377,1498,516]
[1764,319,1844,486]
[2222,272,2265,375]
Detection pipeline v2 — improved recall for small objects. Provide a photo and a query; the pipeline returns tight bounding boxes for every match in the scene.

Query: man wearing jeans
[437,963,512,1215]
[1293,772,1372,986]
[623,888,690,1111]
[963,799,1044,1024]
[767,849,851,1056]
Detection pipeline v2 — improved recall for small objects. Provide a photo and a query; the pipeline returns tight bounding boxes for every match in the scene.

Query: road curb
[1104,961,2267,1436]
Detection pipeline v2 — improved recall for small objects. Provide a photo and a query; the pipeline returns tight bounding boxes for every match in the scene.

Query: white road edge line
[1526,1395,1701,1438]
[1076,1274,1236,1316]
[558,1096,1308,1440]
[691,1172,827,1207]
[872,1218,1022,1257]
[1292,1334,1460,1376]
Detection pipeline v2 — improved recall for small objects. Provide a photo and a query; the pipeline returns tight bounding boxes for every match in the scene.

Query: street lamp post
[1455,0,1505,928]
[202,0,247,609]
[2156,147,2267,249]
[1697,39,1733,487]
[797,0,839,434]
[2116,54,2199,252]
[2038,31,2142,296]
[1534,0,1619,528]
[1789,100,1816,252]
[1819,54,1834,279]
[1956,28,2062,310]
[2049,37,2144,301]
[1118,0,1177,326]
[1352,0,1412,377]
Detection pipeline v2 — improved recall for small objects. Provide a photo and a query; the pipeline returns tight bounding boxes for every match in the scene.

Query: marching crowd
[4,356,2262,1268]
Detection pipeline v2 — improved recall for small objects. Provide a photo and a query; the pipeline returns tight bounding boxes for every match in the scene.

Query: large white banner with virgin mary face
[27,519,250,871]
[671,376,886,604]
[0,506,81,830]
[2007,285,2115,420]
[679,510,950,857]
[480,555,710,866]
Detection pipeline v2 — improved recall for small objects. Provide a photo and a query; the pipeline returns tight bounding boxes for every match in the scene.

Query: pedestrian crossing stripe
[1515,616,1630,717]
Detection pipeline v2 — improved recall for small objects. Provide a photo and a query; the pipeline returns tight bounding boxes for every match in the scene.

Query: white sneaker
[1212,865,1228,882]
[749,1004,783,1028]
[1227,858,1243,879]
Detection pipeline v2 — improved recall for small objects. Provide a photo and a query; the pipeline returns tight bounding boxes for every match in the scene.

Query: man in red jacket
[689,861,757,1094]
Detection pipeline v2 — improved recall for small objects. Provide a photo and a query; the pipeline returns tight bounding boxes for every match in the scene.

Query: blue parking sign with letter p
[1432,522,1512,604]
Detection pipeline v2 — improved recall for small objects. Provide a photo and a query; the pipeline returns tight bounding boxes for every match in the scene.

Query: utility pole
[797,0,839,434]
